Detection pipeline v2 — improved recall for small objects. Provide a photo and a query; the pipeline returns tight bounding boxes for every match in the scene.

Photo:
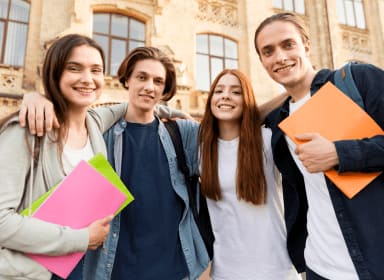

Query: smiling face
[210,73,244,124]
[124,59,166,116]
[59,45,104,110]
[256,20,312,90]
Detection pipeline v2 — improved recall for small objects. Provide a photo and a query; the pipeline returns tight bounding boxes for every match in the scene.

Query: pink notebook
[27,160,127,278]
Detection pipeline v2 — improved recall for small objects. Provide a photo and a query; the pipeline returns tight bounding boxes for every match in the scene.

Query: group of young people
[0,11,383,280]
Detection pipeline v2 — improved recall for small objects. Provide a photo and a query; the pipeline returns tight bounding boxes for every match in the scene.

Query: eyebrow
[66,61,103,67]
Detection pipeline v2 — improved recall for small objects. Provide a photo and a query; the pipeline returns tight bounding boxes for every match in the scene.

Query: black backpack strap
[163,121,199,218]
[163,120,215,259]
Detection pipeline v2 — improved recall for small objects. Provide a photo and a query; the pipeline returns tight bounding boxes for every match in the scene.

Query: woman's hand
[87,215,113,250]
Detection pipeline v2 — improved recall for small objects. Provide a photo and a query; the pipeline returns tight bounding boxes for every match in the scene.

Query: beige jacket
[0,105,126,280]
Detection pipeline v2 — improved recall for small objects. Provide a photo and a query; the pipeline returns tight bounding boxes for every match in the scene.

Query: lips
[274,63,294,73]
[139,94,155,99]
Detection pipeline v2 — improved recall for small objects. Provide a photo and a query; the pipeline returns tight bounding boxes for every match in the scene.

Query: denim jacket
[83,117,209,280]
[265,63,384,279]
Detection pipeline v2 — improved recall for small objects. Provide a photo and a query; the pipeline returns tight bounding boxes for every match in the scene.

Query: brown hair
[198,69,267,205]
[42,34,105,152]
[117,46,177,102]
[254,12,309,56]
[0,34,105,158]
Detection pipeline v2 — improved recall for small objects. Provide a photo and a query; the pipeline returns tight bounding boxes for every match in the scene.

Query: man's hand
[294,133,339,173]
[87,215,113,250]
[19,92,59,136]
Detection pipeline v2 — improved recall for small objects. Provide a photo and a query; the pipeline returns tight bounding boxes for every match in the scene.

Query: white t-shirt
[62,137,94,175]
[207,128,300,280]
[286,94,358,279]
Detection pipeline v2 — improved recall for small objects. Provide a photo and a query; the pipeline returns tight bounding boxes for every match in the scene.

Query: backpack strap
[334,62,365,109]
[163,121,199,218]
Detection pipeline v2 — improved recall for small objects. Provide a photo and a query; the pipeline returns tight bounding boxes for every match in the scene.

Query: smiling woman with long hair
[198,69,301,280]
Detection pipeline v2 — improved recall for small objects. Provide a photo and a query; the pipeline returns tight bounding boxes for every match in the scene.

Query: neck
[218,121,240,140]
[124,107,155,124]
[64,110,88,149]
[286,68,317,102]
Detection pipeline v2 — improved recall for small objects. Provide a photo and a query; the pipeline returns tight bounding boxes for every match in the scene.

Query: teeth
[75,88,94,93]
[276,65,291,72]
[218,104,234,109]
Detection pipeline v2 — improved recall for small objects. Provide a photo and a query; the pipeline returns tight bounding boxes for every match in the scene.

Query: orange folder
[278,81,383,199]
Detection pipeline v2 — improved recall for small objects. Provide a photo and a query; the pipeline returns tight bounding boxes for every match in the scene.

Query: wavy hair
[254,12,309,56]
[117,46,177,101]
[198,69,267,205]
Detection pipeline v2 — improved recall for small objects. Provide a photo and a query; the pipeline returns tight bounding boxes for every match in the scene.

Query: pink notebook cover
[27,160,127,278]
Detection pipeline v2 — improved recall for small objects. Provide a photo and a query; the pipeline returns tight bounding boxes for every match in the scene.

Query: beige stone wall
[1,0,384,120]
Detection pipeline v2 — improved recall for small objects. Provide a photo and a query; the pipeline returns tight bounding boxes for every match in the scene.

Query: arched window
[0,0,30,67]
[93,13,145,76]
[273,0,305,14]
[196,34,238,91]
[337,0,366,29]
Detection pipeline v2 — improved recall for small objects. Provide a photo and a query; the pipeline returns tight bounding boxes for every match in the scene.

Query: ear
[304,40,311,56]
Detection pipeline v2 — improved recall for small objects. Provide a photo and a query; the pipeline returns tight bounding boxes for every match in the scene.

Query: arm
[19,92,59,136]
[155,104,195,121]
[334,64,384,173]
[0,124,110,255]
[258,92,289,123]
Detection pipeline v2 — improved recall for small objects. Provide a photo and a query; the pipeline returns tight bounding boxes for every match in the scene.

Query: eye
[154,78,165,85]
[66,65,81,72]
[213,89,223,94]
[262,48,272,57]
[137,74,146,81]
[91,67,103,74]
[283,41,295,49]
[233,91,242,95]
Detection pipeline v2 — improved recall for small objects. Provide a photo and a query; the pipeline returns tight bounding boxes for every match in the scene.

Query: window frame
[92,12,146,76]
[195,33,238,92]
[0,0,30,67]
[337,0,366,29]
[273,0,306,14]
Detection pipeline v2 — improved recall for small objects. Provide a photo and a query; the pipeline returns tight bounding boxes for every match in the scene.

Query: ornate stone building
[1,0,384,119]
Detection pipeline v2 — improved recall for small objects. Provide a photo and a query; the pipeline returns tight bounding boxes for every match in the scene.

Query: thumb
[102,214,114,225]
[294,132,319,142]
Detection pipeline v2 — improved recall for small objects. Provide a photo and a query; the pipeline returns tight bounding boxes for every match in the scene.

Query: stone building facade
[1,0,384,119]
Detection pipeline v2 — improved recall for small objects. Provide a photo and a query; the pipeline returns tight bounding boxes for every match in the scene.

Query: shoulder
[175,119,199,131]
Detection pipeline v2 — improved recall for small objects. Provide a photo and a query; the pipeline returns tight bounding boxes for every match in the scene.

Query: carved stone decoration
[341,29,372,54]
[196,0,238,27]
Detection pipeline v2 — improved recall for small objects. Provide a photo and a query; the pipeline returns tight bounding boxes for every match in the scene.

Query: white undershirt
[207,128,300,280]
[62,137,94,175]
[286,94,358,279]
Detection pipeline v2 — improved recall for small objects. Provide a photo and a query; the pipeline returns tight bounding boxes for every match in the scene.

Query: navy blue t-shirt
[111,119,188,280]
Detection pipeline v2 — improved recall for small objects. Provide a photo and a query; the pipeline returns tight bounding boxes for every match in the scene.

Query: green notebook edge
[21,153,134,216]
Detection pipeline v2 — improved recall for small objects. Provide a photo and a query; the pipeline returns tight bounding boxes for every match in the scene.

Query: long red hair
[198,69,267,204]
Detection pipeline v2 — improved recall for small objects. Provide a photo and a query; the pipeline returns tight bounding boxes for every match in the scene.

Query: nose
[275,48,287,63]
[221,89,230,99]
[80,70,93,84]
[144,79,154,92]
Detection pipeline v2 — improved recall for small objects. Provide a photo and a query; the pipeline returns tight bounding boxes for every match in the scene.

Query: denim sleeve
[175,119,200,176]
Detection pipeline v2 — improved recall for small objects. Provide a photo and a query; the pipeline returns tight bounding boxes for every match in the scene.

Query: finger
[53,115,60,129]
[19,105,28,127]
[35,104,45,137]
[294,133,317,141]
[43,106,54,132]
[103,215,114,225]
[27,107,36,135]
